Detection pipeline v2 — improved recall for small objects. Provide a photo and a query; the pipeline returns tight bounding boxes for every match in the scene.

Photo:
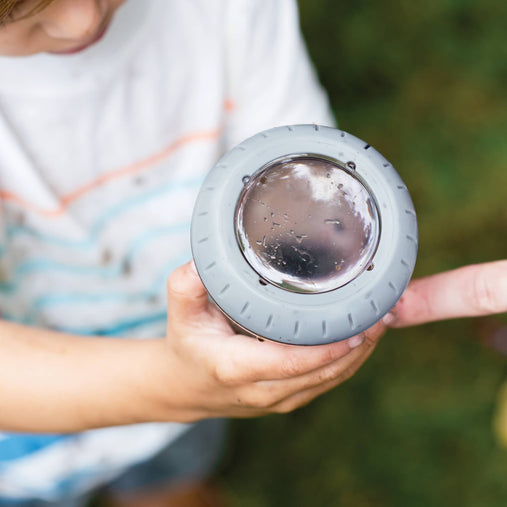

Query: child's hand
[157,261,384,422]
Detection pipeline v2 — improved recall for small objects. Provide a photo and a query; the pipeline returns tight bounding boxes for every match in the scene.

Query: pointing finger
[385,260,507,328]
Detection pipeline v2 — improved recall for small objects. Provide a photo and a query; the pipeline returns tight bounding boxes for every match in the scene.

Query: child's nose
[41,0,104,41]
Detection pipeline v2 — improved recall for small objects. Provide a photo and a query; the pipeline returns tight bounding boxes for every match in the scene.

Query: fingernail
[348,334,365,349]
[382,312,396,326]
[189,260,198,276]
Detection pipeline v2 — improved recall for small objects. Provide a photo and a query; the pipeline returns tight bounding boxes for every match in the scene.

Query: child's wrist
[130,338,203,424]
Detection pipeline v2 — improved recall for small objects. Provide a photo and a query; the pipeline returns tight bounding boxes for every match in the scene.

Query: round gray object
[191,125,418,345]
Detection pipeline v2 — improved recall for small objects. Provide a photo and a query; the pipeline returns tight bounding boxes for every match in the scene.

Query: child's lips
[50,21,110,55]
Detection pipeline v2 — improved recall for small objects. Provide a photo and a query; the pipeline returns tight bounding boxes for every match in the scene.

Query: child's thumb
[167,260,209,323]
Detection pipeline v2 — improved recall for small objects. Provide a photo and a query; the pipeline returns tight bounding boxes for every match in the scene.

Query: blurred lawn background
[219,1,507,506]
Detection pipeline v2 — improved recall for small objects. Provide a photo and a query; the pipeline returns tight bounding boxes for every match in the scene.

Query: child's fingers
[216,321,384,384]
[385,260,507,328]
[195,327,381,419]
[251,322,383,403]
[269,330,379,414]
[166,260,209,323]
[215,333,361,384]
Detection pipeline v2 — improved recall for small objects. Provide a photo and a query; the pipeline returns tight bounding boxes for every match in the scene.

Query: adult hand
[384,260,507,327]
[158,261,384,422]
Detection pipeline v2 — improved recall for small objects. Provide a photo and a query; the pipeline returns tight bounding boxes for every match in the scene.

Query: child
[0,0,385,505]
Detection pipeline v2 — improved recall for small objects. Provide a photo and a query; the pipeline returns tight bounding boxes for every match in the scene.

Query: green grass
[218,1,507,505]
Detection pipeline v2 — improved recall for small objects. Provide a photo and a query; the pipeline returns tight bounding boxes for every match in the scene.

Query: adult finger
[385,260,507,328]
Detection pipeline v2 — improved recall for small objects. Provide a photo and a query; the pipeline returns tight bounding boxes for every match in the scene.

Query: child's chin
[49,23,109,55]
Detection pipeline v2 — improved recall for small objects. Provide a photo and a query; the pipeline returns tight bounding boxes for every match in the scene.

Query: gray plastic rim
[191,125,418,345]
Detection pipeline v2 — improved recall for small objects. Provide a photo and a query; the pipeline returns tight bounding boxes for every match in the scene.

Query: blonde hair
[0,0,55,24]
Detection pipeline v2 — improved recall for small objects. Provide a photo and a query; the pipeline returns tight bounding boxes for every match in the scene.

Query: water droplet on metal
[235,156,379,293]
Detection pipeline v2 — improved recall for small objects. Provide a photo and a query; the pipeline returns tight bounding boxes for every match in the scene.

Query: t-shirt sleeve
[223,0,336,148]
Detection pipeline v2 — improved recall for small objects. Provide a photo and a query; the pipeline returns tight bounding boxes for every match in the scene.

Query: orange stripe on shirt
[0,128,222,218]
[224,99,236,112]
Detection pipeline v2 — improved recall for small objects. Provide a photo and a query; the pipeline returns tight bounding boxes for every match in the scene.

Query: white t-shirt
[0,0,333,500]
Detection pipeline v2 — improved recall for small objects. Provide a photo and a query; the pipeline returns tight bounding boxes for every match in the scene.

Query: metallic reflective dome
[235,156,380,293]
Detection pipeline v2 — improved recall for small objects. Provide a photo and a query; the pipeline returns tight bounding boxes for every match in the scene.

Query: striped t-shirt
[0,0,333,501]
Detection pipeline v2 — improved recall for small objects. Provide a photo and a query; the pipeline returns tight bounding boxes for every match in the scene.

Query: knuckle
[244,384,287,411]
[470,270,501,314]
[264,390,284,409]
[316,365,339,385]
[213,361,237,386]
[363,331,381,348]
[280,354,304,378]
[244,391,272,410]
[274,402,294,414]
[261,386,284,409]
[166,270,181,295]
[276,394,315,414]
[410,279,436,323]
[320,347,337,364]
[419,289,435,323]
[340,365,358,382]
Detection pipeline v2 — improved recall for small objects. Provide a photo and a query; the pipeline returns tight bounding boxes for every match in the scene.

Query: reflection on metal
[235,156,380,293]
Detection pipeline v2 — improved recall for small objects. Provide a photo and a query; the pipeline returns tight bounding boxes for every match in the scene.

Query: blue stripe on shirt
[57,311,167,337]
[0,435,72,463]
[0,222,189,293]
[5,178,201,249]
